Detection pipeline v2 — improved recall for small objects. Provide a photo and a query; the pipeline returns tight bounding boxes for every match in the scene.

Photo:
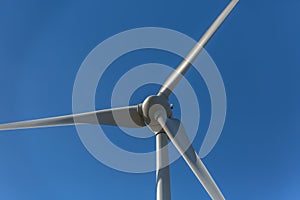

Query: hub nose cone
[141,95,172,125]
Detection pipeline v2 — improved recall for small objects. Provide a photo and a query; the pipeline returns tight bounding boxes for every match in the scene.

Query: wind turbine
[0,1,239,199]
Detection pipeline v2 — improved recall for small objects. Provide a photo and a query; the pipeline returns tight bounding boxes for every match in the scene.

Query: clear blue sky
[0,0,299,199]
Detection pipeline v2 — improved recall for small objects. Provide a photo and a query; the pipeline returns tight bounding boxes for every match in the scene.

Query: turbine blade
[0,105,145,131]
[158,0,239,98]
[156,116,225,200]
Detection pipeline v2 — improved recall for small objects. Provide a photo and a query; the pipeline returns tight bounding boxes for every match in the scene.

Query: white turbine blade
[0,105,145,131]
[156,116,225,200]
[158,0,239,98]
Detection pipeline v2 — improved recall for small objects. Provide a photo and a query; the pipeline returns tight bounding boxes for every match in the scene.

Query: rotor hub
[141,95,172,133]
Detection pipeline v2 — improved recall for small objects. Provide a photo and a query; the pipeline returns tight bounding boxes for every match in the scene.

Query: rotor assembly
[0,1,239,199]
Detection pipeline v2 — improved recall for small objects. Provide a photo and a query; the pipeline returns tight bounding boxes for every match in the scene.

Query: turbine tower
[0,1,239,199]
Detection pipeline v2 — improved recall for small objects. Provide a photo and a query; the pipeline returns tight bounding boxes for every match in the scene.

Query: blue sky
[0,0,299,199]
